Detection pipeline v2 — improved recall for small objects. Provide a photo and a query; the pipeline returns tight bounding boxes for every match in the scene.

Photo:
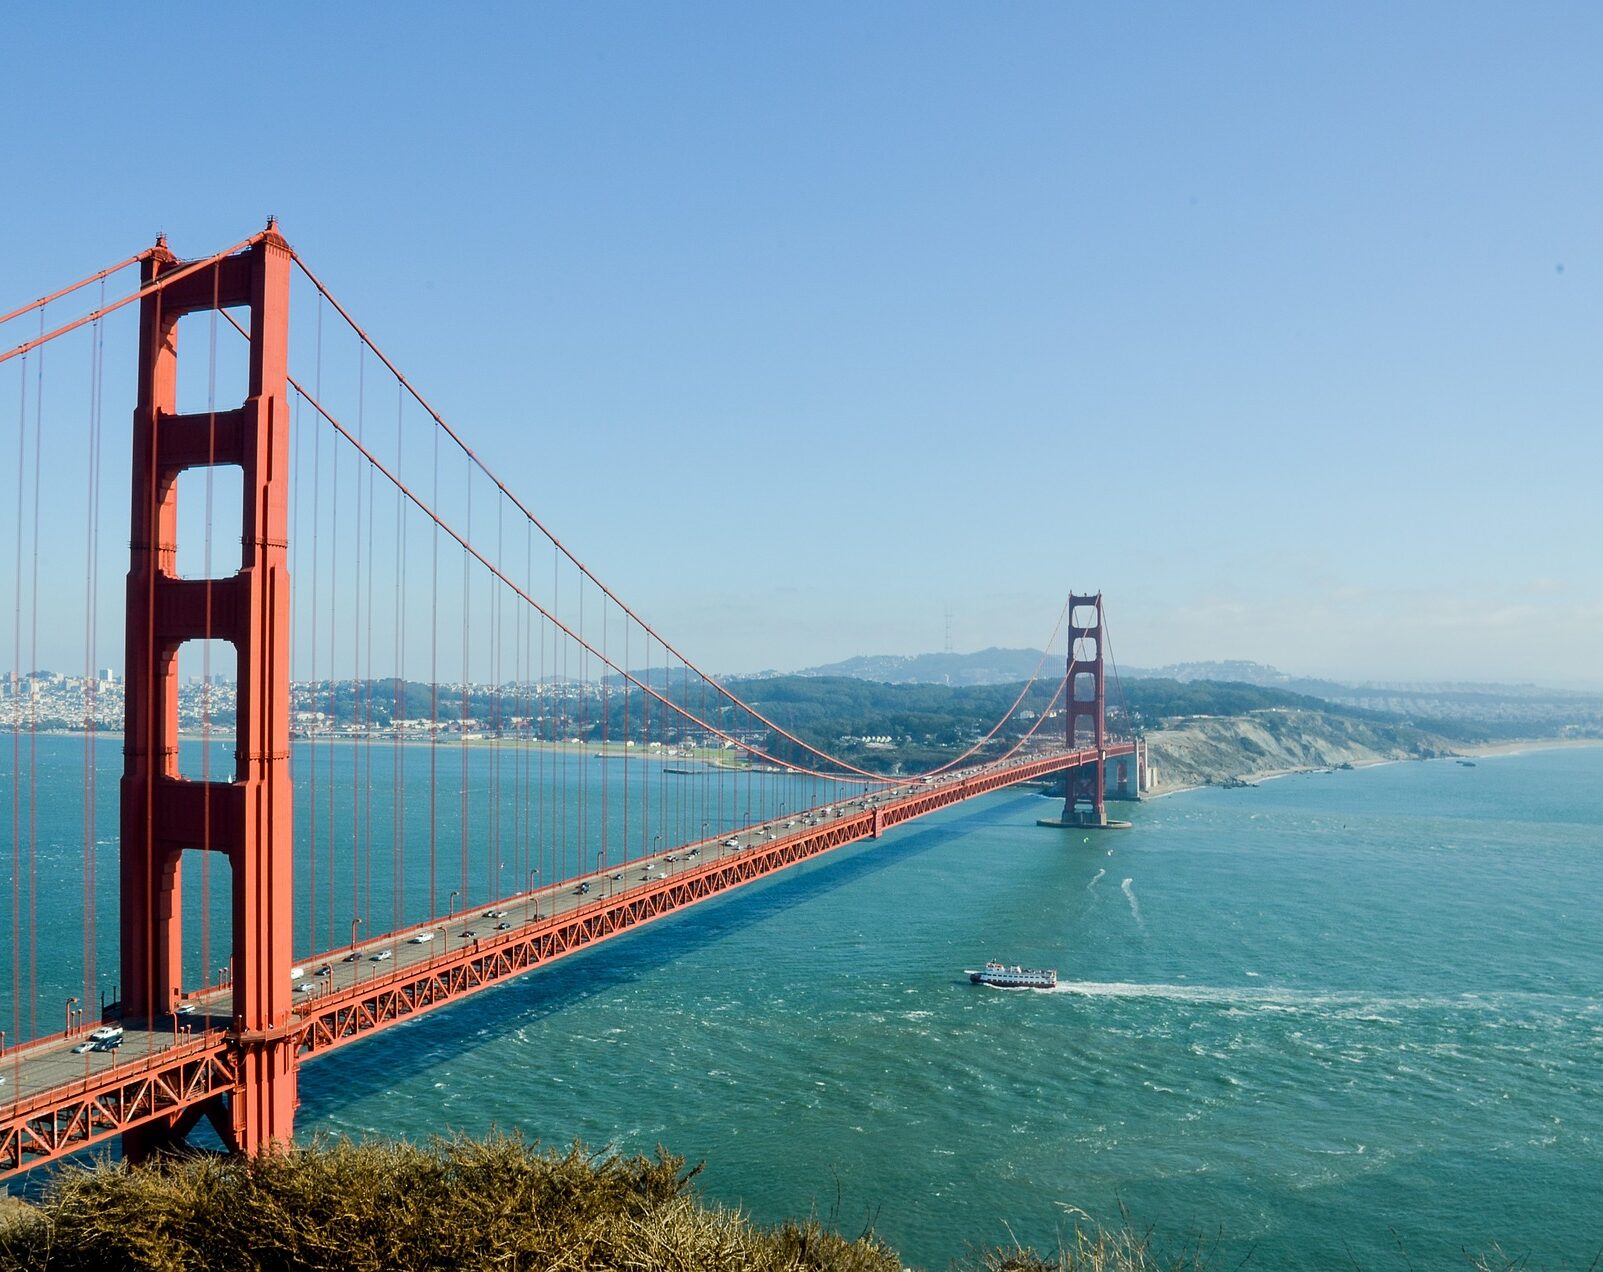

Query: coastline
[1142,736,1603,800]
[1455,737,1603,759]
[1143,754,1398,799]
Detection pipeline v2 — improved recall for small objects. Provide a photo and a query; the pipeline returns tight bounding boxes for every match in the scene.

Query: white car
[71,1040,95,1054]
[295,981,319,994]
[88,1025,123,1043]
[407,932,436,944]
[370,950,393,962]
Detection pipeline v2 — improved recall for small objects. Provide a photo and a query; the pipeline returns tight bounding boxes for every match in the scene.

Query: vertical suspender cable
[429,419,439,920]
[200,279,220,997]
[325,413,338,949]
[28,311,45,1040]
[493,498,503,900]
[393,381,405,934]
[363,357,376,932]
[622,616,630,865]
[578,574,586,877]
[522,519,532,900]
[555,547,564,882]
[81,284,107,1012]
[353,342,366,936]
[306,384,320,952]
[11,343,28,1049]
[641,633,650,864]
[460,457,470,906]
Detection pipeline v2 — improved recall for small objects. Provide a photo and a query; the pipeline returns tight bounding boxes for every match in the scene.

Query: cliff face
[1143,708,1451,792]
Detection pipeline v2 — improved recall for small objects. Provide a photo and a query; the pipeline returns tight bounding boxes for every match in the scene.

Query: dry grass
[953,1219,1221,1272]
[0,1134,900,1272]
[1,1135,1568,1270]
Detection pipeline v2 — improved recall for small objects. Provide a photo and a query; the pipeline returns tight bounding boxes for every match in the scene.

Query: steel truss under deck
[0,744,1129,1179]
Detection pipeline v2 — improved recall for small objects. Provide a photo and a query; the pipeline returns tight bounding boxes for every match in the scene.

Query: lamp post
[350,916,362,958]
[449,889,459,918]
[65,997,78,1037]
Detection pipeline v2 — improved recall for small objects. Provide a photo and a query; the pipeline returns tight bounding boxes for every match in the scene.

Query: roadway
[271,772,982,1008]
[0,772,956,1112]
[0,744,1136,1177]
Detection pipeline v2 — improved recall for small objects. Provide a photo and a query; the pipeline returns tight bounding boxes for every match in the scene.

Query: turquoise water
[294,746,1603,1268]
[5,742,1602,1265]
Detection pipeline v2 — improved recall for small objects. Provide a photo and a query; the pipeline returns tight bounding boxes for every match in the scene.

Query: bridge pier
[1107,738,1145,801]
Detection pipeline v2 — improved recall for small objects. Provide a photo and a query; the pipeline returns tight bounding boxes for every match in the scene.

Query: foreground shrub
[0,1133,898,1272]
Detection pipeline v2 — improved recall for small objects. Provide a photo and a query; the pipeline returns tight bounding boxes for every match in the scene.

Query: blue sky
[3,3,1599,685]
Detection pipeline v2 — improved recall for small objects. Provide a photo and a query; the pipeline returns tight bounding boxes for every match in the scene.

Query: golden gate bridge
[0,224,1140,1178]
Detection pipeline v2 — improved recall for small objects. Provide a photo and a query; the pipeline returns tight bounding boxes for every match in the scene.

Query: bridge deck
[0,744,1132,1178]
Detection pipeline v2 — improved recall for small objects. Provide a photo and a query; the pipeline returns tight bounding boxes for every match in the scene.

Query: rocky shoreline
[1140,707,1451,796]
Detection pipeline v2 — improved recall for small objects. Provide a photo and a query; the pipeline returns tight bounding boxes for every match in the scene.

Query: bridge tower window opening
[177,847,234,1004]
[172,638,238,783]
[173,307,250,418]
[172,465,245,580]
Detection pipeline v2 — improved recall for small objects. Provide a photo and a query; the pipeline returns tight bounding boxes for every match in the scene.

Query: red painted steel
[0,1035,233,1177]
[292,748,1117,1058]
[118,225,296,1161]
[2,744,1132,1181]
[0,232,270,368]
[2,228,1141,1182]
[1061,593,1109,825]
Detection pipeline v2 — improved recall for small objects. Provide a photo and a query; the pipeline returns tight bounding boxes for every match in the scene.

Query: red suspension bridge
[0,225,1142,1179]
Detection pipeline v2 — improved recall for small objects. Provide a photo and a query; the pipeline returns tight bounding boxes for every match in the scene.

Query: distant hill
[795,647,1052,686]
[1123,659,1295,686]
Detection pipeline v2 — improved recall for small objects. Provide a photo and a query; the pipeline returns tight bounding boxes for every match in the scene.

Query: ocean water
[5,742,1602,1266]
[295,746,1603,1268]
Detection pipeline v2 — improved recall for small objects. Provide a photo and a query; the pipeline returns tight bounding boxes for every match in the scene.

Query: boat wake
[1046,981,1592,1017]
[1086,868,1105,892]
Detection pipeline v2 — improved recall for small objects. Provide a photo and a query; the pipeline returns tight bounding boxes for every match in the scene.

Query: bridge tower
[1038,592,1109,829]
[119,225,296,1158]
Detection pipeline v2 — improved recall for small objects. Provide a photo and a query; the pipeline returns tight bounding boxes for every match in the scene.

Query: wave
[1121,878,1143,928]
